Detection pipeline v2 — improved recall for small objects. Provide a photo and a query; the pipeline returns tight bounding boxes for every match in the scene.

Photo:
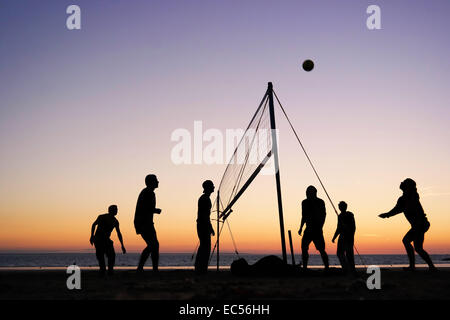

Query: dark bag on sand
[230,258,250,276]
[231,255,296,277]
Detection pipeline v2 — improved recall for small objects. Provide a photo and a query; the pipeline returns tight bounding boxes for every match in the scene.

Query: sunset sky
[1,0,449,255]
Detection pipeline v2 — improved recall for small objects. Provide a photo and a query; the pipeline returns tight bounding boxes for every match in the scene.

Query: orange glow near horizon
[1,170,449,255]
[1,126,449,255]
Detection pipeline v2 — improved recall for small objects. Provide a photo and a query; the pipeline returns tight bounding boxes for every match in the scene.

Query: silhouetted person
[195,180,215,274]
[135,174,161,272]
[90,205,126,276]
[379,178,436,272]
[332,201,356,274]
[298,185,329,270]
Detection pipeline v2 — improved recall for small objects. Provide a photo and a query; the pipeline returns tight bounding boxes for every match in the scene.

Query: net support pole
[288,230,295,266]
[267,82,287,264]
[216,191,220,272]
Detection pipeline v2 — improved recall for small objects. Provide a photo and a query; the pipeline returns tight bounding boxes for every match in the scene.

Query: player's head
[338,201,347,212]
[400,178,416,193]
[145,174,159,188]
[202,180,215,194]
[306,185,317,199]
[108,205,118,215]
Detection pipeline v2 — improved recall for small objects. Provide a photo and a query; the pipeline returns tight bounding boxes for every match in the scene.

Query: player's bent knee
[414,246,424,253]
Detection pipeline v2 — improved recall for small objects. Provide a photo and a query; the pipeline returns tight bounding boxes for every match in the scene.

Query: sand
[0,267,449,300]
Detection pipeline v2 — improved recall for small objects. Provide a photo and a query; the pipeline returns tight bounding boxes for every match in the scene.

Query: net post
[288,230,295,266]
[267,82,288,264]
[216,191,220,272]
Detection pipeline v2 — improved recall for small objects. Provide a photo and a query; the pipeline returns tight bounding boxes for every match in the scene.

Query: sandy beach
[1,267,449,300]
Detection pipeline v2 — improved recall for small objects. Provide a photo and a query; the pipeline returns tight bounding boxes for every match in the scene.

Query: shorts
[302,229,326,251]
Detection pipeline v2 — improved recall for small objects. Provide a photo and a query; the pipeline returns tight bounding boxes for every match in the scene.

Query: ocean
[0,253,449,269]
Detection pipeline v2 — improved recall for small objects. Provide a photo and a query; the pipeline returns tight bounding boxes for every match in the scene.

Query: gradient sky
[0,0,449,255]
